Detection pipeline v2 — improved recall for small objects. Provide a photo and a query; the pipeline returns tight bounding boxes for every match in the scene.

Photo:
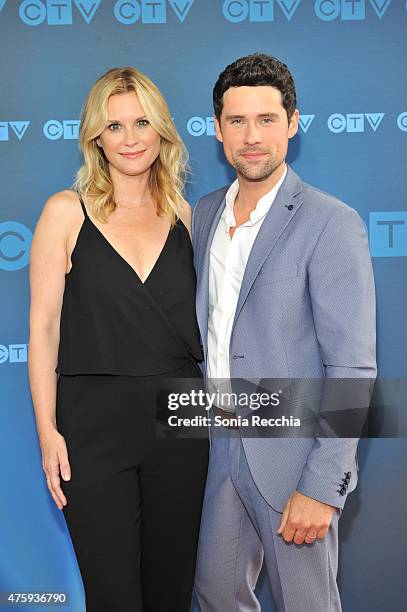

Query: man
[192,54,376,611]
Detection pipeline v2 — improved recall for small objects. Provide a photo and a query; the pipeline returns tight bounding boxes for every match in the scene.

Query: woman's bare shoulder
[42,189,81,215]
[38,189,83,230]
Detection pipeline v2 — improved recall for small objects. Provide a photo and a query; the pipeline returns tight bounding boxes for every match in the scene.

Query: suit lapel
[196,189,228,354]
[233,166,304,326]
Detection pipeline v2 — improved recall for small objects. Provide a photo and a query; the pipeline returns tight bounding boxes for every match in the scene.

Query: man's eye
[108,123,121,131]
[231,119,242,125]
[262,117,274,124]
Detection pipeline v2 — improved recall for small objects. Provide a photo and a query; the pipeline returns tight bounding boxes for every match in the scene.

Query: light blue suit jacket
[192,165,377,512]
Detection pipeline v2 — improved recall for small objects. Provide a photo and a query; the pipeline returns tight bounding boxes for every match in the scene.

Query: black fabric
[55,195,209,611]
[56,195,203,376]
[57,370,208,612]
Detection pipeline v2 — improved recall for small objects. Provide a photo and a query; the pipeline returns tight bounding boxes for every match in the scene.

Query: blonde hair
[74,67,188,224]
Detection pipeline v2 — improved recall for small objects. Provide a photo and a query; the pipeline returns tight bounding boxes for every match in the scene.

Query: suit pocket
[255,263,300,286]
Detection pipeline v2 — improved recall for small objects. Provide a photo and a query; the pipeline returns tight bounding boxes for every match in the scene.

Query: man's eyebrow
[224,112,280,120]
[258,112,280,118]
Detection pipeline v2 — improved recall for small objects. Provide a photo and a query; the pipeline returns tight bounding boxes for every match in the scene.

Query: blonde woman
[28,67,209,612]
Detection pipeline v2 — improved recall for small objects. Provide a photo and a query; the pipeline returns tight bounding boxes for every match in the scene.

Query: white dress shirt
[207,166,287,412]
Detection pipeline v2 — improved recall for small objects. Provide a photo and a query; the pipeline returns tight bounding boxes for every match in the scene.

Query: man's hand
[277,491,336,544]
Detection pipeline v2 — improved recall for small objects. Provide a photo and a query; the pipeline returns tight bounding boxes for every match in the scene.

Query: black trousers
[56,370,209,612]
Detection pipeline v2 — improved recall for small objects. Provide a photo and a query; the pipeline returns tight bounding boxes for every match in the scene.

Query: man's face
[215,86,299,182]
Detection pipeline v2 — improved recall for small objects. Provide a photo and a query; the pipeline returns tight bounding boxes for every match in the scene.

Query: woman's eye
[108,123,121,131]
[137,119,150,127]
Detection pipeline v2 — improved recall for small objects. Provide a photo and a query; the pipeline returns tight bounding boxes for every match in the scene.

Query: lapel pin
[285,204,294,211]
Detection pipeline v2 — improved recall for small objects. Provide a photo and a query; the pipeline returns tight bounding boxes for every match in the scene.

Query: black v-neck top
[56,195,203,376]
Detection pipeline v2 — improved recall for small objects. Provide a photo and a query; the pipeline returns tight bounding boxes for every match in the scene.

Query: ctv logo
[327,113,384,133]
[0,121,30,141]
[43,120,80,140]
[13,0,195,26]
[369,212,407,257]
[17,0,102,24]
[114,0,194,23]
[314,0,392,20]
[223,0,302,21]
[0,222,32,271]
[187,117,215,137]
[0,344,28,364]
[222,0,392,22]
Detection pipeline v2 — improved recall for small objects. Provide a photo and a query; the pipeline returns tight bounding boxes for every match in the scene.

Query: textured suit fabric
[192,165,377,513]
[195,426,342,612]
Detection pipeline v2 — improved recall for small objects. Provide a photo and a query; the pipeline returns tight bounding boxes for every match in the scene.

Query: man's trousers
[195,426,342,612]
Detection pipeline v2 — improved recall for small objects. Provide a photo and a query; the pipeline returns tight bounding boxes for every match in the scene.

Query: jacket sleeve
[296,205,377,508]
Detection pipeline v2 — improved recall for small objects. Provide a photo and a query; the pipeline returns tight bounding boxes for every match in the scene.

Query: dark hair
[213,53,297,121]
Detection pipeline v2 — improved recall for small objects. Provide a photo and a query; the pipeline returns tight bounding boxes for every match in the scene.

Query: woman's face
[97,91,161,180]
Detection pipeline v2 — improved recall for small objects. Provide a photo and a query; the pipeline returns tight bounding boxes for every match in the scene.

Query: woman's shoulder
[35,189,84,241]
[40,189,83,223]
[43,188,80,210]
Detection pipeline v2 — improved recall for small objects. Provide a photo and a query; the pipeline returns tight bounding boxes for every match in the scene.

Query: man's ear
[214,116,223,143]
[288,109,299,139]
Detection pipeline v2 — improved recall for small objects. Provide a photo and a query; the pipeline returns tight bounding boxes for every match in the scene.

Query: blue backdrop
[1,1,406,610]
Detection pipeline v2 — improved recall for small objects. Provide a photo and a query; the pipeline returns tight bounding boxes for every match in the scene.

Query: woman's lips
[120,151,145,158]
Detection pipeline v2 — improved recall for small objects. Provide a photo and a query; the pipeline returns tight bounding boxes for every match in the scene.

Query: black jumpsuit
[55,196,209,612]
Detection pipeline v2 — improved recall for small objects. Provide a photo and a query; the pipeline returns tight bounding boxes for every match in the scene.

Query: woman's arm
[28,190,79,510]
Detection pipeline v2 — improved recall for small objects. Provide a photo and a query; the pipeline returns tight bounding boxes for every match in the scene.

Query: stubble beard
[233,152,281,182]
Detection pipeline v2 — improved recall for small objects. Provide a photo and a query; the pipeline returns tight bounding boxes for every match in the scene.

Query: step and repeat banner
[1,1,406,611]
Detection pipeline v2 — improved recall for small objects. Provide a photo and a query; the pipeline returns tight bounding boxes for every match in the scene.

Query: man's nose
[244,122,262,145]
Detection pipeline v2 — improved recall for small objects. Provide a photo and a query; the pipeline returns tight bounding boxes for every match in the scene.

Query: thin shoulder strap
[76,192,88,219]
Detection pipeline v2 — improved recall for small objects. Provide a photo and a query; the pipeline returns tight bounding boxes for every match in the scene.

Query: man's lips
[240,151,268,160]
[120,151,145,158]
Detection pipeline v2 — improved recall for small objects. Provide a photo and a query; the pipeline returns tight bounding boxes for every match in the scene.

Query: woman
[28,67,209,612]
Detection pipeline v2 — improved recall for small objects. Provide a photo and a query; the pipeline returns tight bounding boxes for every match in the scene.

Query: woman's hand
[40,427,71,510]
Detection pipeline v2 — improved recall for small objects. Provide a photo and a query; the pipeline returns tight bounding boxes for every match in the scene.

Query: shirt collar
[224,165,288,229]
